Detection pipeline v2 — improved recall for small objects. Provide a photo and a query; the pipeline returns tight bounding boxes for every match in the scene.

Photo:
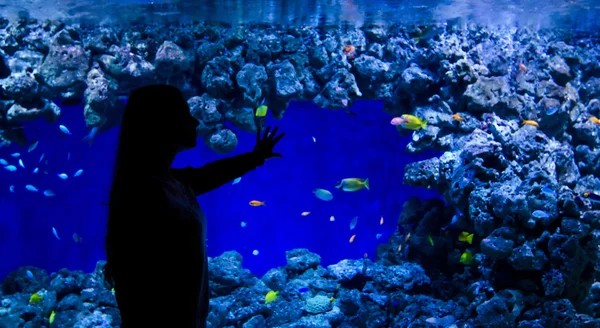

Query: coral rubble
[1,15,600,328]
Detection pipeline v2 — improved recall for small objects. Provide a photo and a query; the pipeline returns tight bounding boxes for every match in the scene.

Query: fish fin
[421,120,428,129]
[363,178,370,190]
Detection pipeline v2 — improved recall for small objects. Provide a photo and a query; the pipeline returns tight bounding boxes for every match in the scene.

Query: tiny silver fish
[26,270,34,279]
[350,216,358,230]
[10,153,19,158]
[38,153,45,163]
[4,165,16,172]
[28,141,39,152]
[43,190,56,197]
[74,169,83,177]
[32,167,39,174]
[18,159,24,168]
[59,125,71,135]
[0,158,7,165]
[232,177,241,185]
[52,227,60,240]
[25,185,38,192]
[9,185,15,193]
[57,173,68,179]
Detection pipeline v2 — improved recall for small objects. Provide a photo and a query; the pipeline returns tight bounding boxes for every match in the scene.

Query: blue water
[0,100,440,278]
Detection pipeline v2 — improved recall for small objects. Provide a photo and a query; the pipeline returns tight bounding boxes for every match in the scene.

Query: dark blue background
[0,100,440,278]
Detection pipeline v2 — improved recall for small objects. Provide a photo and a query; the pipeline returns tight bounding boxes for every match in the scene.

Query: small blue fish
[32,167,39,174]
[43,190,56,197]
[232,177,242,185]
[25,185,38,192]
[9,185,15,193]
[298,287,309,293]
[74,169,83,177]
[38,153,45,163]
[4,165,17,172]
[57,173,68,179]
[28,141,39,152]
[18,159,24,168]
[541,185,556,197]
[532,210,550,219]
[312,136,316,143]
[59,125,71,135]
[52,227,60,240]
[0,158,7,165]
[26,270,34,280]
[546,107,559,115]
[11,153,19,158]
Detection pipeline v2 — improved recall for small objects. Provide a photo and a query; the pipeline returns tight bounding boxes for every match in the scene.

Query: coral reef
[1,14,600,328]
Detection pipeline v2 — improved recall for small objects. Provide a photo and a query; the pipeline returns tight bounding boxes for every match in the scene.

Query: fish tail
[82,127,98,146]
[467,234,473,245]
[421,120,428,129]
[363,178,370,190]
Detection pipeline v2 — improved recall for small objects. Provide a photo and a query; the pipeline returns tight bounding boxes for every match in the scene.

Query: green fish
[255,105,268,117]
[29,292,43,303]
[334,178,369,192]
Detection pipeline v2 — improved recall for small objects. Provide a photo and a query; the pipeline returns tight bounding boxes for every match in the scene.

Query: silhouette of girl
[103,84,284,327]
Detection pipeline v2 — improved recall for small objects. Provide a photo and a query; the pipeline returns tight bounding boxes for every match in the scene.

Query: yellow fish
[249,200,266,207]
[265,290,279,304]
[255,105,268,117]
[459,251,474,265]
[523,120,539,127]
[335,178,369,192]
[589,116,600,125]
[401,114,427,130]
[49,310,55,324]
[29,292,43,303]
[330,297,335,302]
[458,232,474,244]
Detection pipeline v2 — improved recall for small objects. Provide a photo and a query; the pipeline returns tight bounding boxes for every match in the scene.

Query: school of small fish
[2,124,85,243]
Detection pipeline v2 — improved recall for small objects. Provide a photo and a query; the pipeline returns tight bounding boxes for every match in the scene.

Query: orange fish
[249,200,266,206]
[452,113,463,121]
[301,211,311,216]
[523,120,539,127]
[589,117,600,125]
[380,217,384,225]
[404,233,411,242]
[519,63,528,73]
[349,234,356,243]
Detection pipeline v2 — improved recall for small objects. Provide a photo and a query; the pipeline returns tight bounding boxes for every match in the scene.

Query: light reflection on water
[0,0,598,31]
